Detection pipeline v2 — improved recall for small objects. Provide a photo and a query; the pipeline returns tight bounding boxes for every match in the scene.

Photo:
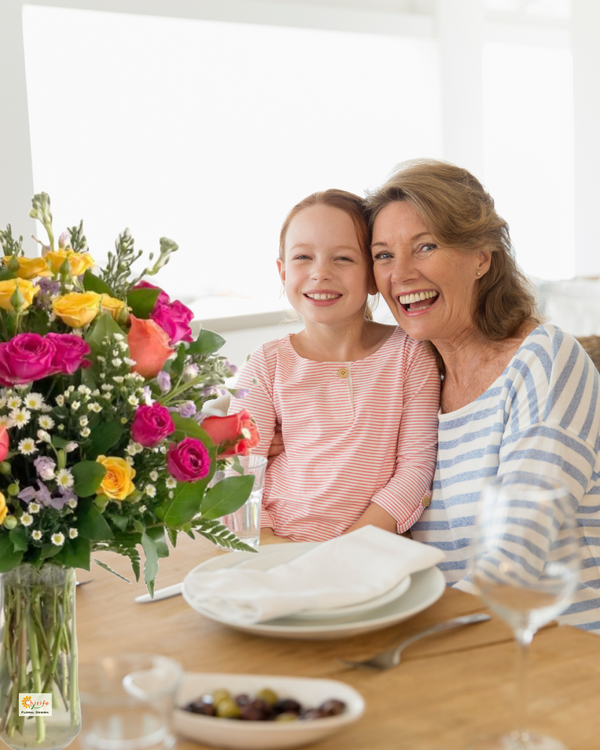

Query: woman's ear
[476,249,492,277]
[276,257,285,283]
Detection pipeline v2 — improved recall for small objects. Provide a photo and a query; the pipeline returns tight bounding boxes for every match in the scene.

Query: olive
[184,699,216,716]
[240,703,269,721]
[255,688,278,706]
[215,697,241,719]
[274,712,298,722]
[300,708,326,721]
[274,698,301,715]
[319,699,346,716]
[211,688,231,706]
[234,693,251,706]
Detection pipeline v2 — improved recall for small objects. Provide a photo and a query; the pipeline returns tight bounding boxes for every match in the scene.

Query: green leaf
[187,329,225,356]
[141,532,159,597]
[201,475,254,520]
[72,461,107,497]
[86,313,126,355]
[146,526,170,558]
[83,270,115,296]
[169,344,187,378]
[93,558,132,584]
[78,499,114,540]
[107,513,129,532]
[0,533,24,571]
[52,435,69,449]
[171,415,214,444]
[8,526,28,552]
[166,527,178,547]
[54,536,91,570]
[193,518,256,553]
[40,544,62,560]
[161,481,206,527]
[88,422,125,459]
[127,287,160,318]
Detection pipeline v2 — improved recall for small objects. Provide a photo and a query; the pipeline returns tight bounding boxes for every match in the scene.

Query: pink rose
[167,437,211,483]
[201,409,260,458]
[0,333,56,385]
[133,281,170,306]
[0,426,9,462]
[131,403,175,447]
[46,333,91,374]
[151,300,194,345]
[128,315,174,379]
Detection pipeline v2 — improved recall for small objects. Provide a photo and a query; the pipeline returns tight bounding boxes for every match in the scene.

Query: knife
[135,582,183,603]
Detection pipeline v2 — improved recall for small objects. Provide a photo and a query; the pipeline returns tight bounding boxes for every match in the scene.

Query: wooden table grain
[69,534,600,750]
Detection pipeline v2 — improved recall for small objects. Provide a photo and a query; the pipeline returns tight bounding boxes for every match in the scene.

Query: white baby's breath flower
[38,415,55,429]
[124,357,136,366]
[165,477,176,489]
[77,385,91,395]
[92,389,100,397]
[67,386,75,394]
[168,491,174,499]
[64,442,78,453]
[32,529,42,541]
[10,408,31,428]
[18,438,37,456]
[149,470,159,482]
[112,358,123,367]
[113,333,124,341]
[71,401,80,411]
[101,384,114,391]
[37,430,52,443]
[24,393,44,410]
[67,498,78,509]
[69,528,78,539]
[47,312,56,323]
[127,395,139,407]
[89,402,102,412]
[56,469,74,489]
[7,396,21,409]
[120,417,127,425]
[145,484,156,498]
[119,342,129,352]
[57,424,65,432]
[55,395,65,407]
[97,355,106,363]
[51,532,65,546]
[113,376,124,384]
[28,502,41,514]
[126,442,138,456]
[79,416,89,427]
[99,373,106,380]
[21,514,33,527]
[80,427,91,438]
[138,504,147,514]
[103,393,112,400]
[126,456,134,465]
[159,446,167,454]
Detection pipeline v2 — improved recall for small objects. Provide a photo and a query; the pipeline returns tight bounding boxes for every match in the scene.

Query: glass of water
[217,454,267,550]
[469,474,580,750]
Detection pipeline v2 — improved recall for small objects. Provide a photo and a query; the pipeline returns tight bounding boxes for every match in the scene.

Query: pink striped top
[228,327,440,542]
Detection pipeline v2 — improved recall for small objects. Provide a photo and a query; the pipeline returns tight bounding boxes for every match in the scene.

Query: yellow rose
[53,291,101,328]
[99,294,128,322]
[96,456,136,501]
[0,278,39,311]
[0,492,7,524]
[2,256,50,280]
[46,249,96,277]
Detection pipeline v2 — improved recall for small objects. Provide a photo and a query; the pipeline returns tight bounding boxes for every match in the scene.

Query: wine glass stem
[515,631,533,745]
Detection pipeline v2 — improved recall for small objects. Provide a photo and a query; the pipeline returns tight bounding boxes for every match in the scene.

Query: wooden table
[69,534,600,750]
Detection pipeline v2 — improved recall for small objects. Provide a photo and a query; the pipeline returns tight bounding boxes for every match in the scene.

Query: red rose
[201,409,260,458]
[167,437,211,483]
[131,403,175,447]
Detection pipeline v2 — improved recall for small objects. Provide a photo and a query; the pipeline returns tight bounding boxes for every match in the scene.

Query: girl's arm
[346,342,440,535]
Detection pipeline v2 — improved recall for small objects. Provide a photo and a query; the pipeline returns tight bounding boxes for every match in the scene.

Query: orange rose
[201,409,260,458]
[128,315,174,379]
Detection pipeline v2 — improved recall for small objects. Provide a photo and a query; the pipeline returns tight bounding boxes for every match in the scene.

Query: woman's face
[371,201,490,345]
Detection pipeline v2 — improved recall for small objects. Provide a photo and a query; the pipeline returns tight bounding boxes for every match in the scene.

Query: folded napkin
[183,526,445,624]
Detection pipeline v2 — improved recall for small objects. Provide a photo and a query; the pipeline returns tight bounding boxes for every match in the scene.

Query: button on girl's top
[229,327,440,542]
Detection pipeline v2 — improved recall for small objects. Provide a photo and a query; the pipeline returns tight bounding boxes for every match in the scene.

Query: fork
[340,612,491,670]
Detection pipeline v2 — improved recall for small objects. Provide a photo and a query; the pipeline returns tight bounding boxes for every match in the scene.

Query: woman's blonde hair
[279,189,377,320]
[365,159,539,340]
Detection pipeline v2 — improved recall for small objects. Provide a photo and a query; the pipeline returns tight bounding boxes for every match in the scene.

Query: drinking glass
[216,454,267,550]
[468,474,580,750]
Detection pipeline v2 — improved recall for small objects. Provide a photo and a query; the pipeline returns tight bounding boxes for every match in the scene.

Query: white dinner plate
[182,545,445,640]
[174,672,364,750]
[235,544,412,620]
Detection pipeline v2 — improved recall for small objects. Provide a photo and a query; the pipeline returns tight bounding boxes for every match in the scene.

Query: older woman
[366,159,600,633]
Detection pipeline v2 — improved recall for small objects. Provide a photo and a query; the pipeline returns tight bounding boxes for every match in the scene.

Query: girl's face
[372,201,490,345]
[278,204,376,328]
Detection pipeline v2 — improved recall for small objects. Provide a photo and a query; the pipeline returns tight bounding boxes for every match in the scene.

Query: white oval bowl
[173,672,365,750]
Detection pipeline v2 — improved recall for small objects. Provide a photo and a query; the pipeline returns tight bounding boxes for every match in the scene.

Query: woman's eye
[417,243,436,254]
[373,251,392,261]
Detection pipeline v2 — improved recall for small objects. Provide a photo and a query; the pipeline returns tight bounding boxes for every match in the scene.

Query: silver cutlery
[340,612,491,670]
[135,582,183,603]
[76,579,94,588]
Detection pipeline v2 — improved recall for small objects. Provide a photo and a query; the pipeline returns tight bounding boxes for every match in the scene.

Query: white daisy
[165,477,177,489]
[51,532,65,546]
[28,502,41,514]
[10,408,31,428]
[18,438,37,456]
[145,484,156,498]
[56,469,74,490]
[69,528,78,539]
[80,427,91,438]
[21,513,33,527]
[38,415,55,429]
[149,470,159,482]
[25,393,44,410]
[7,396,21,409]
[55,395,65,407]
[32,529,42,541]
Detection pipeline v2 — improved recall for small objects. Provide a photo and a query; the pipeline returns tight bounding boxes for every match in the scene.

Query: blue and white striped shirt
[411,324,600,633]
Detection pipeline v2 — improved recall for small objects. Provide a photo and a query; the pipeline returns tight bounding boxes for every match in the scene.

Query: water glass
[79,654,182,750]
[217,454,267,550]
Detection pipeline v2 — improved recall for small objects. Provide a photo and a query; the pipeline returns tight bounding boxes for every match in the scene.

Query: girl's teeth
[307,293,340,300]
[398,290,437,305]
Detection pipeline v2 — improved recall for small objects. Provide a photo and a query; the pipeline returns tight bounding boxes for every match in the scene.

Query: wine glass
[468,473,580,750]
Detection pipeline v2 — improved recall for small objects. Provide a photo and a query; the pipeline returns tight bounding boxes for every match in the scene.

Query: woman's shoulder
[519,323,593,372]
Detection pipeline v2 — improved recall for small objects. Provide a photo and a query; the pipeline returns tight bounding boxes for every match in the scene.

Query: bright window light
[23,5,442,317]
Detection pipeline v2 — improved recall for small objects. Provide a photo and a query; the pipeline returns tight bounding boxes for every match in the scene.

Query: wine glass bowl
[469,474,581,750]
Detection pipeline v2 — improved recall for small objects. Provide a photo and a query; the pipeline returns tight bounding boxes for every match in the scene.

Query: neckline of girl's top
[284,326,401,365]
[438,324,547,420]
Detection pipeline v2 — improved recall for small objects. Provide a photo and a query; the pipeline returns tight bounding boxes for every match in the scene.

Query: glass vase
[0,564,81,750]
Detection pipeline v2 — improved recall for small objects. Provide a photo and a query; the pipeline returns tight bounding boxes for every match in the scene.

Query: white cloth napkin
[183,526,445,624]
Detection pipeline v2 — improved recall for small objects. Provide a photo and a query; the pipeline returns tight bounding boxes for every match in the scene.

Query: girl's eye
[292,254,310,261]
[336,256,353,262]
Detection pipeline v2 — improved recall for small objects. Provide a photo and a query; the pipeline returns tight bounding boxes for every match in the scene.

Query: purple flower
[225,360,239,375]
[157,371,171,393]
[37,278,61,296]
[34,456,56,480]
[230,388,249,399]
[202,385,217,397]
[178,401,197,418]
[167,437,210,483]
[18,487,37,503]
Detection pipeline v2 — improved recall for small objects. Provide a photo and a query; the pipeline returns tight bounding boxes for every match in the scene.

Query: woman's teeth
[398,290,438,305]
[305,293,341,300]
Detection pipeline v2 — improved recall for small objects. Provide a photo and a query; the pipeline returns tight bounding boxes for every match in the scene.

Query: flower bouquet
[0,194,259,750]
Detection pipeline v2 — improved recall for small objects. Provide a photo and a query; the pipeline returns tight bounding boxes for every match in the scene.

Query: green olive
[215,697,241,719]
[211,688,231,706]
[255,688,278,706]
[274,712,298,722]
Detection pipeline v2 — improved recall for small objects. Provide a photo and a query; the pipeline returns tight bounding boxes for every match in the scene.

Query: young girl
[228,189,440,543]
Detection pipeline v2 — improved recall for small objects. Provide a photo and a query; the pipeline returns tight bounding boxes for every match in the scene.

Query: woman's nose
[390,255,418,285]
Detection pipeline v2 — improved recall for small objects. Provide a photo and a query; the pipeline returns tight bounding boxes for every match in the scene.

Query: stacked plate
[182,543,445,640]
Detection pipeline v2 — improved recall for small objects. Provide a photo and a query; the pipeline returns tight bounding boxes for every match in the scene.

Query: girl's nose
[311,261,333,281]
